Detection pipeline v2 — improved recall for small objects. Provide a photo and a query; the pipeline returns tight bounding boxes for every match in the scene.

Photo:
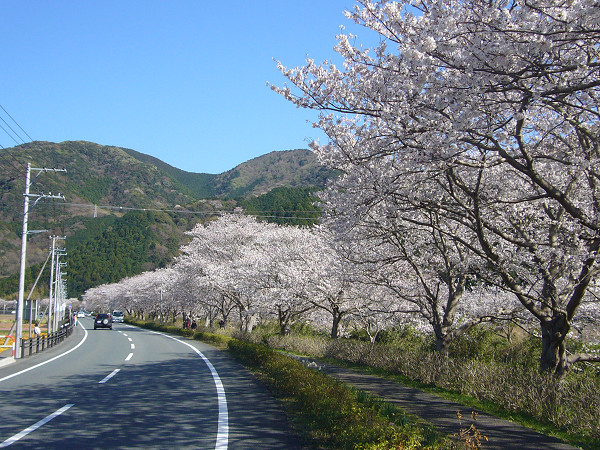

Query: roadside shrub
[228,339,440,449]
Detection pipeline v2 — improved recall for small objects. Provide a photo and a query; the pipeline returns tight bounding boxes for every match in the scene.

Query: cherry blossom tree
[179,214,276,331]
[274,0,600,375]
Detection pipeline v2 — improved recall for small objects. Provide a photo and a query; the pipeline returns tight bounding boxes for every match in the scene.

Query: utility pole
[15,164,66,358]
[15,164,31,359]
[48,236,65,335]
[54,259,67,331]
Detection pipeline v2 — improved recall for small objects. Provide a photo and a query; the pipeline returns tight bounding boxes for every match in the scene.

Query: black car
[94,313,113,330]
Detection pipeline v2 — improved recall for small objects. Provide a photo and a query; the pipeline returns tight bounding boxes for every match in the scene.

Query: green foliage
[349,325,432,354]
[238,186,322,226]
[0,260,52,299]
[447,327,542,369]
[125,318,233,347]
[67,211,183,297]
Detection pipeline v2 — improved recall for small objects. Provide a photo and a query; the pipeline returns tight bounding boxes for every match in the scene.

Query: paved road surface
[0,319,300,449]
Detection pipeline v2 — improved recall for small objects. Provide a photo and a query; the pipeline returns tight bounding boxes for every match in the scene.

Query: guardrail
[20,324,74,358]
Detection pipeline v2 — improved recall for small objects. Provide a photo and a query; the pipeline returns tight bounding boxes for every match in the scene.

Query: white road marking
[127,337,132,342]
[0,404,74,447]
[148,330,228,449]
[122,333,128,337]
[130,343,135,349]
[0,323,88,384]
[98,369,120,384]
[125,353,133,361]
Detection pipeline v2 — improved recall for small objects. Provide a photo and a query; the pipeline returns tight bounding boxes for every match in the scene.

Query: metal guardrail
[20,324,74,358]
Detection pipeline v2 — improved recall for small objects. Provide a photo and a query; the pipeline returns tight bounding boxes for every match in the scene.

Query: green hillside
[0,141,334,298]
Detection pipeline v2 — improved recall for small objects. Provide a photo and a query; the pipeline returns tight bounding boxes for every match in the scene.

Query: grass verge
[124,318,232,348]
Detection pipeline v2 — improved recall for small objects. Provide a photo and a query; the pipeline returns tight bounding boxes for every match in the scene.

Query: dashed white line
[98,369,120,384]
[127,337,132,342]
[130,343,135,349]
[125,353,133,361]
[0,404,74,447]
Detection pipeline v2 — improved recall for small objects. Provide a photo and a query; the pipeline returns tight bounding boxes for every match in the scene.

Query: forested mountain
[238,186,322,226]
[0,141,334,298]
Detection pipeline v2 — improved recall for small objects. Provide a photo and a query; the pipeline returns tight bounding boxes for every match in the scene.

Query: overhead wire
[57,201,322,222]
[0,104,31,181]
[0,144,26,178]
[0,104,34,142]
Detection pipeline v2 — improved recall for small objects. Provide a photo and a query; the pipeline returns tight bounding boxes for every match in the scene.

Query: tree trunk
[278,305,290,335]
[435,331,451,357]
[539,314,569,376]
[330,308,343,339]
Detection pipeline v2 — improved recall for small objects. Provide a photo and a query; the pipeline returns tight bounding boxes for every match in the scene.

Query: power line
[0,104,34,142]
[0,104,33,175]
[57,202,321,221]
[0,145,26,179]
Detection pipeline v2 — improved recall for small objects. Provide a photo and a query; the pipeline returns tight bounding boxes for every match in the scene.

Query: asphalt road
[0,318,300,449]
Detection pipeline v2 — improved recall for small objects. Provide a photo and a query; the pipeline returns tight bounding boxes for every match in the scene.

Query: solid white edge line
[98,368,120,384]
[125,353,133,361]
[148,330,228,449]
[0,403,74,448]
[0,323,88,384]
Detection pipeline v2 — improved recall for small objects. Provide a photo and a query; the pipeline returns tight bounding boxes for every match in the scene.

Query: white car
[77,311,85,318]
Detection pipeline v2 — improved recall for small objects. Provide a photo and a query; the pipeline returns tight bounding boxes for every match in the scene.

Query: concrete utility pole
[15,164,66,358]
[48,236,65,334]
[15,164,31,359]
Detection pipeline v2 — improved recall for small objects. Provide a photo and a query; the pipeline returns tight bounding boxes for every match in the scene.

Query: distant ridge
[0,140,337,285]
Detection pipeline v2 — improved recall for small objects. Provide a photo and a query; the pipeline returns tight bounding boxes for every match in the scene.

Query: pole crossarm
[31,167,67,179]
[25,192,66,213]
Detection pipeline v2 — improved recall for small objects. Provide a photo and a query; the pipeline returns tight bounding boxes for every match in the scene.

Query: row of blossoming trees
[83,0,600,376]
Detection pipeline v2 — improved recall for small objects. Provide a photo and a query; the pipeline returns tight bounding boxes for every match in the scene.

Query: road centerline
[98,369,120,384]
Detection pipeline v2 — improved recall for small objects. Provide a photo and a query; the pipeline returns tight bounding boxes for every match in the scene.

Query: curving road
[0,318,300,449]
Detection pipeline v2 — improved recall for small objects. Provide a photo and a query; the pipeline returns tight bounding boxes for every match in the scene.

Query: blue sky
[0,0,369,174]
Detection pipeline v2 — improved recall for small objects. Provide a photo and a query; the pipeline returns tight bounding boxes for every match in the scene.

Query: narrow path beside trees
[295,357,578,450]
